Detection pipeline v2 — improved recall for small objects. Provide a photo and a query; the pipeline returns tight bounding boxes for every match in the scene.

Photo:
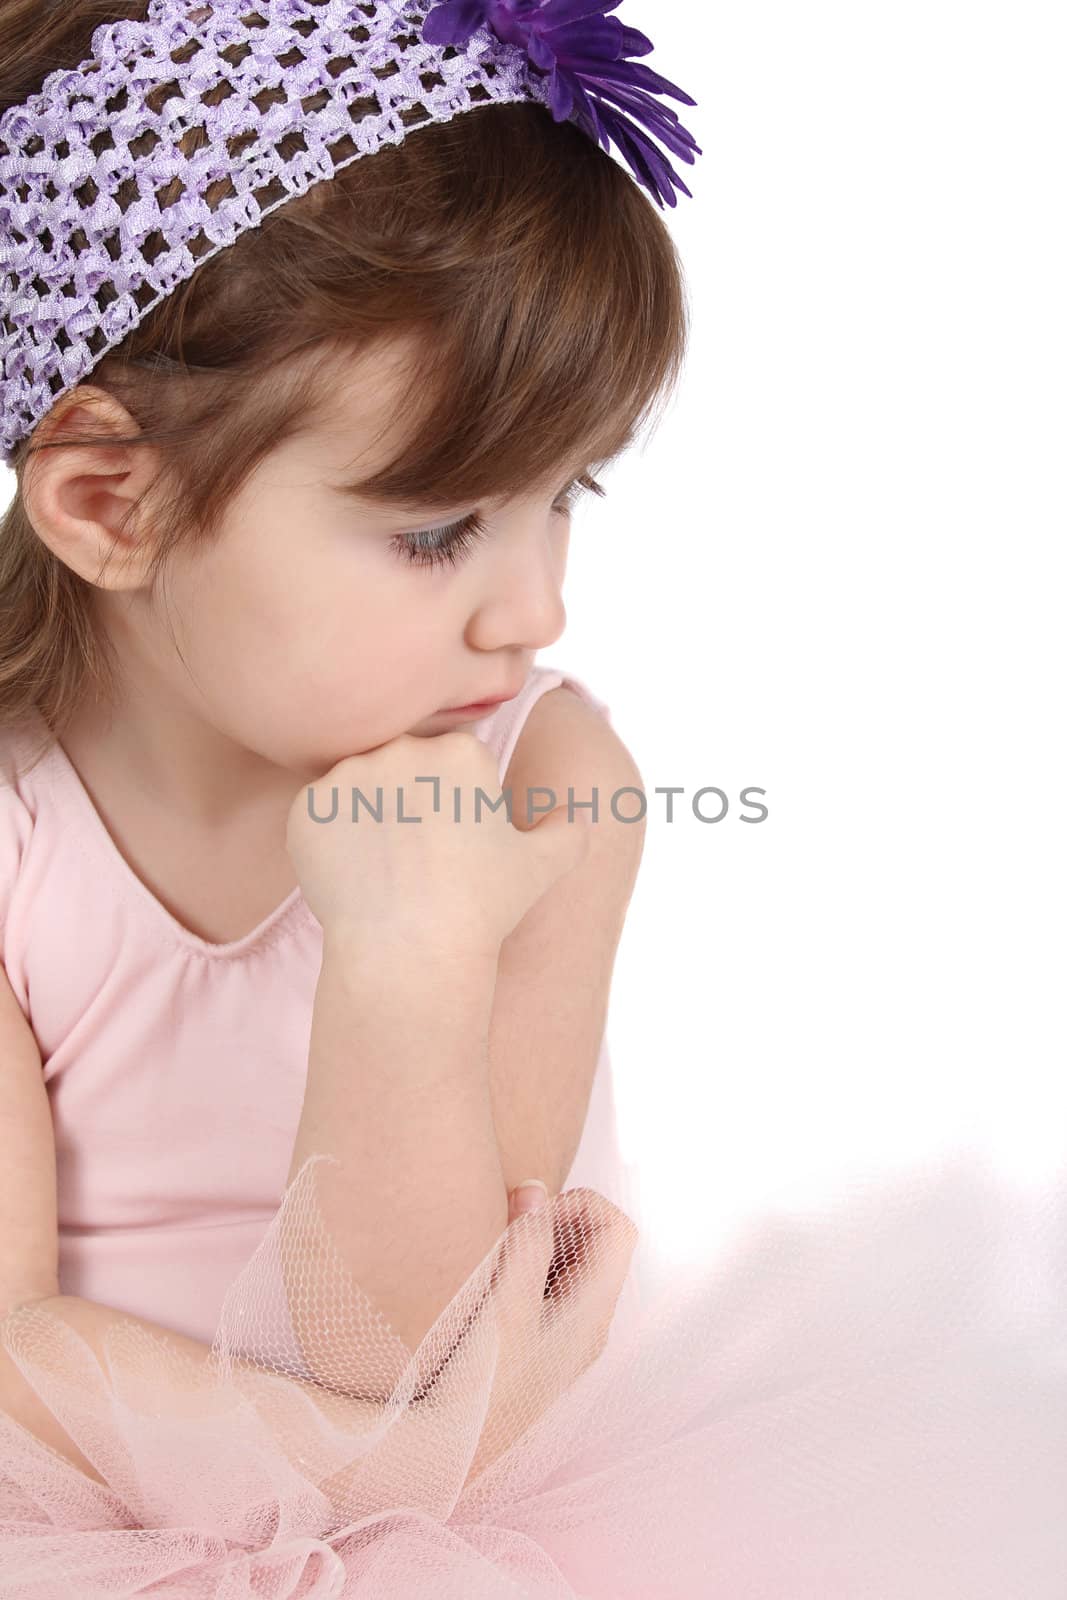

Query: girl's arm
[1,1291,387,1489]
[271,695,645,1402]
[282,931,511,1394]
[489,686,646,1199]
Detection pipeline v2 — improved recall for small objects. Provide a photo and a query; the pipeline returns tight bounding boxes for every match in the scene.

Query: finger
[508,1180,550,1222]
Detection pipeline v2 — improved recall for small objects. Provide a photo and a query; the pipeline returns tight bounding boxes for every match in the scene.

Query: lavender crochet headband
[0,0,701,467]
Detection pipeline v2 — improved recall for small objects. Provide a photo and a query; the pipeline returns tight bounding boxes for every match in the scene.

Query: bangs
[311,107,689,513]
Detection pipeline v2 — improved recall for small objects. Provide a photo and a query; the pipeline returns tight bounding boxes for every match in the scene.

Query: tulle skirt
[1,1150,1065,1598]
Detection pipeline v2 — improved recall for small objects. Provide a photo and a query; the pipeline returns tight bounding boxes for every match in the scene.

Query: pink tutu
[1,1151,1065,1598]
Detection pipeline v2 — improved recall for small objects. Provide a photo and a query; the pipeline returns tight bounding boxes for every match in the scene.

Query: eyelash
[389,474,605,572]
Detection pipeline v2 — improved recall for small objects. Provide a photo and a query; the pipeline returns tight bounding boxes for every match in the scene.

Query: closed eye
[389,473,606,572]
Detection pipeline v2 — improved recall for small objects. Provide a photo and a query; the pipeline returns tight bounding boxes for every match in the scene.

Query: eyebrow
[330,479,460,515]
[330,452,609,520]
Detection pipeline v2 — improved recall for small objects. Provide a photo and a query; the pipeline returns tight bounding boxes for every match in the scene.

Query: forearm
[285,931,509,1382]
[0,1292,375,1487]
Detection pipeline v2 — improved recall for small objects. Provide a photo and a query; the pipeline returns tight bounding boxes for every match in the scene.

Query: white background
[551,1,1067,1267]
[4,4,1064,1275]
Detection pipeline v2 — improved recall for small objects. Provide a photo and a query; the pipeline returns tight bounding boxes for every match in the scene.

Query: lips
[442,685,523,711]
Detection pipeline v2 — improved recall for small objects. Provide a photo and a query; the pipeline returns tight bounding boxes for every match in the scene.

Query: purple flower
[421,0,701,209]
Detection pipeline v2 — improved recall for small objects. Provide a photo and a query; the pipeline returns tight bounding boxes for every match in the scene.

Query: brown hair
[0,0,691,773]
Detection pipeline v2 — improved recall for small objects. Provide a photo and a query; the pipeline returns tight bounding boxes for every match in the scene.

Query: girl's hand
[466,1184,638,1482]
[286,731,591,960]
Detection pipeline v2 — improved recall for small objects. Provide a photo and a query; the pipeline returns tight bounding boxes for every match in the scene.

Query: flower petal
[547,65,575,122]
[422,0,491,49]
[527,31,558,72]
[582,75,702,163]
[571,53,699,109]
[539,0,626,24]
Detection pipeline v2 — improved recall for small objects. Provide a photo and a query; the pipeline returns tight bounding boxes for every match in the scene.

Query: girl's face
[112,337,581,777]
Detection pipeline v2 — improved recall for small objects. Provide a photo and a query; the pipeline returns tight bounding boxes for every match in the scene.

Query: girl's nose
[465,530,568,654]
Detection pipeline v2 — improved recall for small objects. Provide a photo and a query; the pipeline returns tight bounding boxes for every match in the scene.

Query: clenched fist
[286,730,591,962]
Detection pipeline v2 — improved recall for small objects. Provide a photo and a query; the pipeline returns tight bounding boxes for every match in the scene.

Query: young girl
[2,4,1065,1597]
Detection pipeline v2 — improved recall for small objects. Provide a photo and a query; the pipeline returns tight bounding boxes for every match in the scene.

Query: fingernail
[513,1179,549,1213]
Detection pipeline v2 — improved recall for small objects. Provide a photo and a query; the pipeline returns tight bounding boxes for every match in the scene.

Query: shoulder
[503,682,646,858]
[0,740,36,961]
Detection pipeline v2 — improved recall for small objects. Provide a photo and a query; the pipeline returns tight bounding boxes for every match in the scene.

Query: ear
[21,385,166,593]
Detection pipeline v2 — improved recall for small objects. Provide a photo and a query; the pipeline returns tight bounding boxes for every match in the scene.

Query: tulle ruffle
[1,1151,1065,1598]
